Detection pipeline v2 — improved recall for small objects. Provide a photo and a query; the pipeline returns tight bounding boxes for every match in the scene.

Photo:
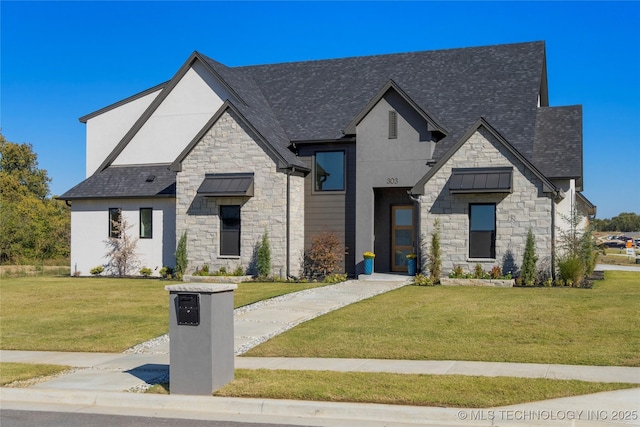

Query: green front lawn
[245,271,640,366]
[213,369,636,408]
[0,362,71,386]
[0,277,325,352]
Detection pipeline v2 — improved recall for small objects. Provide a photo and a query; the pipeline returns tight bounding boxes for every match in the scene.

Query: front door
[391,205,414,272]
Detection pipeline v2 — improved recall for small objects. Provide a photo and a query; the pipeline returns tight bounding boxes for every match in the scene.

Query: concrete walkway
[595,263,640,272]
[2,273,640,426]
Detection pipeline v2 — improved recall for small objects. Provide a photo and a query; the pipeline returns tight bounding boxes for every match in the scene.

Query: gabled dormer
[344,80,448,143]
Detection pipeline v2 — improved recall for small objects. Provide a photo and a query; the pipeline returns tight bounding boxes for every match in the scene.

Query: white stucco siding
[69,198,175,276]
[113,62,233,166]
[85,90,161,176]
[552,178,578,233]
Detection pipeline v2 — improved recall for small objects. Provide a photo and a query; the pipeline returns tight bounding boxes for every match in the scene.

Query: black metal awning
[449,167,512,194]
[197,173,254,197]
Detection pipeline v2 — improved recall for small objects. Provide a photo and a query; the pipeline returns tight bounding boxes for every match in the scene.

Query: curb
[3,387,637,427]
[0,387,464,426]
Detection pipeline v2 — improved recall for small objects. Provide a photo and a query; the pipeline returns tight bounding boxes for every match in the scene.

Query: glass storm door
[392,205,414,272]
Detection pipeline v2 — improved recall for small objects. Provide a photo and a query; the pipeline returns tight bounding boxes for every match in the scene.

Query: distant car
[604,241,625,249]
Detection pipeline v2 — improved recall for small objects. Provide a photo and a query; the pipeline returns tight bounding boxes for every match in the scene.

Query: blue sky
[2,1,639,219]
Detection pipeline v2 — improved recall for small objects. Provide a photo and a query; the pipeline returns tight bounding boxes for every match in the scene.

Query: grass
[245,271,640,367]
[598,251,638,265]
[0,362,71,386]
[4,272,638,407]
[0,276,325,352]
[147,369,636,408]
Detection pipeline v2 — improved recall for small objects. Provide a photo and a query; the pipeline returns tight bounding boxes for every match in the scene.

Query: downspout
[551,192,558,281]
[286,167,294,279]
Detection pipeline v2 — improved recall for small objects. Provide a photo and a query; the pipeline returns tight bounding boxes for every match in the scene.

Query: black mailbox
[177,293,200,326]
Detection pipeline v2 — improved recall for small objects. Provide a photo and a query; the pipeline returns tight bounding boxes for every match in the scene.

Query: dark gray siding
[299,142,356,276]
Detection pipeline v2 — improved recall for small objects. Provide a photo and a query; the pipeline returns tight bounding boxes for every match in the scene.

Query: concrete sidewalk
[1,350,639,389]
[2,349,639,427]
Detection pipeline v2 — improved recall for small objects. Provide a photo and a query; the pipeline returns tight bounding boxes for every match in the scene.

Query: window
[314,151,345,191]
[469,204,496,258]
[140,208,152,239]
[220,205,241,256]
[109,208,122,238]
[388,111,398,139]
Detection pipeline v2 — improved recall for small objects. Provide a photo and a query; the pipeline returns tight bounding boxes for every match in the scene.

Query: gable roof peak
[411,117,557,196]
[343,79,448,137]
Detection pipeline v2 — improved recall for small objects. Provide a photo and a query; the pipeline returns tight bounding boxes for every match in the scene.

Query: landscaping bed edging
[184,275,253,284]
[440,278,514,287]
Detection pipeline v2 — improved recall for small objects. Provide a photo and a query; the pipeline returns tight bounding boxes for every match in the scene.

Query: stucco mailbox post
[165,283,236,395]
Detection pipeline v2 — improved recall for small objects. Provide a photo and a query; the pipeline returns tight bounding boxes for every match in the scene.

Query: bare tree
[104,215,139,277]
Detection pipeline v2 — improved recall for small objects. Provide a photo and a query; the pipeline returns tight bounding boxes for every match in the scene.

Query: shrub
[521,229,538,286]
[304,231,345,280]
[557,256,584,286]
[449,265,464,278]
[489,265,502,279]
[90,265,104,276]
[175,232,188,280]
[256,231,271,279]
[473,263,484,279]
[413,273,434,286]
[139,267,152,277]
[426,219,442,281]
[233,265,244,276]
[159,266,174,279]
[323,273,347,284]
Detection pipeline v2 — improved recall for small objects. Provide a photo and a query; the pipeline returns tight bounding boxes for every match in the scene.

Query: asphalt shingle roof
[199,55,306,168]
[240,41,545,160]
[533,105,583,179]
[59,165,175,200]
[67,41,583,199]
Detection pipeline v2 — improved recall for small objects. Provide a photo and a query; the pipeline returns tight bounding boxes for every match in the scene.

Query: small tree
[175,231,188,280]
[427,219,442,282]
[556,207,598,286]
[256,231,271,279]
[104,216,139,277]
[520,229,538,286]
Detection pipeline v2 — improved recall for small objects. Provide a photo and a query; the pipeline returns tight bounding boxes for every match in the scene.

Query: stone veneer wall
[418,127,554,277]
[176,109,304,277]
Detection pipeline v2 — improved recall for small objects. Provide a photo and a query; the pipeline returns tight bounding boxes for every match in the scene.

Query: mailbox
[177,293,200,325]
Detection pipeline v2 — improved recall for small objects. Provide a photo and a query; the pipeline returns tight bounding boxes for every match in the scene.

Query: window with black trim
[220,205,241,256]
[389,111,398,139]
[109,208,122,239]
[469,204,496,259]
[314,151,345,191]
[140,208,152,239]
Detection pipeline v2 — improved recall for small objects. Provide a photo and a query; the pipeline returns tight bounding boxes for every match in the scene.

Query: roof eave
[78,81,169,123]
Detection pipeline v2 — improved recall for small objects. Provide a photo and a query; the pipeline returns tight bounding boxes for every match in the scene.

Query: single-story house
[60,41,596,278]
